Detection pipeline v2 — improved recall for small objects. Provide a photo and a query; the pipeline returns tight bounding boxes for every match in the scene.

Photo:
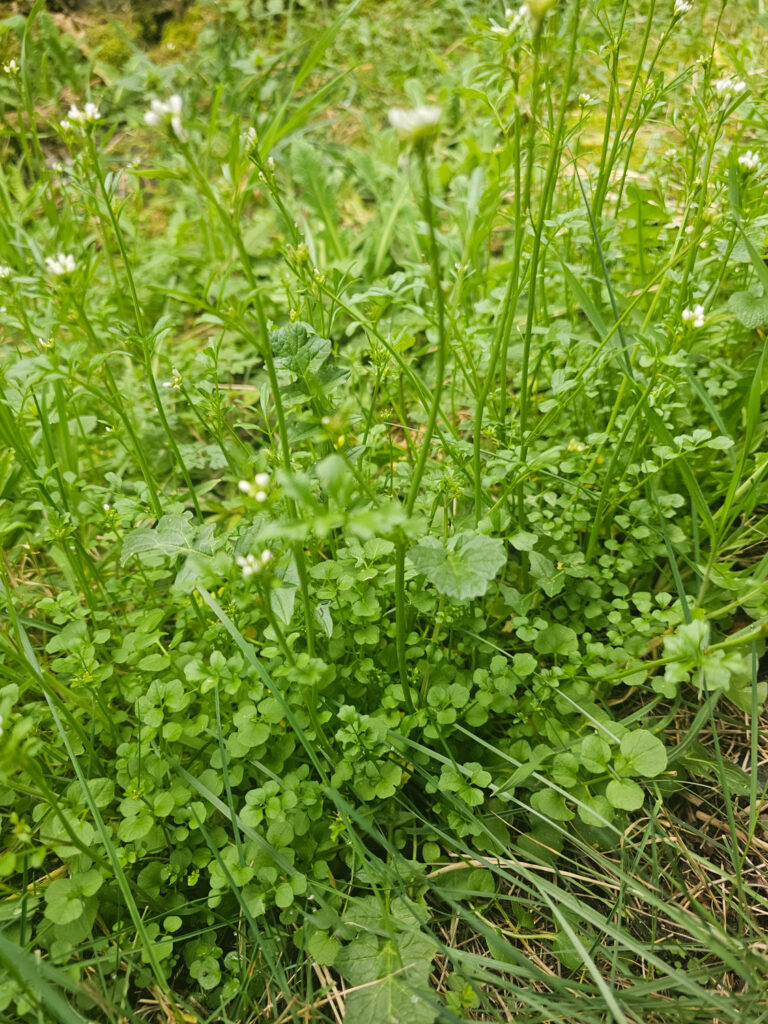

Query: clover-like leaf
[409,531,506,601]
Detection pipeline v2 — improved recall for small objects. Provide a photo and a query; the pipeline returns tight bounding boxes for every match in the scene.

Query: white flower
[144,94,186,141]
[674,0,692,14]
[241,126,258,150]
[578,93,591,105]
[0,266,12,279]
[45,253,76,276]
[236,554,261,578]
[738,149,760,172]
[3,59,19,76]
[236,549,274,578]
[713,76,746,100]
[238,479,252,493]
[161,367,183,391]
[388,105,442,143]
[254,472,270,488]
[67,102,101,124]
[682,304,705,328]
[254,490,268,503]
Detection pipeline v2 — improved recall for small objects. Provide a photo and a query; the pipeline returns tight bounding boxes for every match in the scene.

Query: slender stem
[394,143,448,711]
[86,136,203,521]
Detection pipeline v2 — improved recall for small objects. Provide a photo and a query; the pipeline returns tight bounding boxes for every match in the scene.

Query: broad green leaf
[576,793,614,827]
[510,531,538,551]
[44,880,84,926]
[605,779,644,811]
[534,624,578,657]
[306,930,340,967]
[727,290,768,330]
[410,531,506,601]
[530,788,574,821]
[337,932,437,1024]
[121,514,197,565]
[580,735,612,774]
[618,730,667,778]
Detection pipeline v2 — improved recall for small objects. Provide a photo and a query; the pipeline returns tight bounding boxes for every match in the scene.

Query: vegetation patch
[0,1,767,1021]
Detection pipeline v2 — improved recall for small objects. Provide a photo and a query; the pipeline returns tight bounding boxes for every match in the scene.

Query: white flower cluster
[713,76,746,101]
[45,253,76,276]
[490,5,529,34]
[738,150,760,172]
[388,105,442,143]
[241,126,258,151]
[0,265,12,279]
[674,0,693,15]
[60,101,100,133]
[162,367,183,391]
[238,471,271,503]
[3,59,19,76]
[236,549,273,578]
[682,304,705,328]
[144,95,185,141]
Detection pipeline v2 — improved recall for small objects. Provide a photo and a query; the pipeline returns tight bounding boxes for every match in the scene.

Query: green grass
[0,0,768,1021]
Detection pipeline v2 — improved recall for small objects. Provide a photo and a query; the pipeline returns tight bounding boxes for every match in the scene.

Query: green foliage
[0,0,766,1021]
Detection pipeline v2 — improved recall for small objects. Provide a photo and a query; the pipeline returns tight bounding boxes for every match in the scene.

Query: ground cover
[0,0,767,1021]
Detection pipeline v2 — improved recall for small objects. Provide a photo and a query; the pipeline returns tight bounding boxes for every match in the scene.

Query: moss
[83,17,139,68]
[154,4,211,63]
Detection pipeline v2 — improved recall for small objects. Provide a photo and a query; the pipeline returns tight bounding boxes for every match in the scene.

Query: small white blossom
[674,0,692,14]
[388,105,442,143]
[3,59,19,76]
[238,479,252,493]
[144,94,186,141]
[738,149,760,172]
[0,266,12,279]
[161,367,183,391]
[236,553,262,578]
[254,472,270,489]
[45,253,76,276]
[682,304,705,328]
[241,126,258,150]
[260,549,273,565]
[713,76,746,100]
[67,102,101,124]
[578,93,591,106]
[254,490,268,503]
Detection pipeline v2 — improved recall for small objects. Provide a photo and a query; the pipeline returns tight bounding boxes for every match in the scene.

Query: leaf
[306,931,340,967]
[530,788,574,821]
[118,813,155,842]
[121,514,197,565]
[605,779,644,811]
[44,880,84,925]
[337,931,437,1024]
[580,735,611,774]
[510,531,538,551]
[618,730,667,778]
[270,322,333,401]
[534,624,578,657]
[727,291,768,330]
[409,532,506,601]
